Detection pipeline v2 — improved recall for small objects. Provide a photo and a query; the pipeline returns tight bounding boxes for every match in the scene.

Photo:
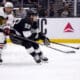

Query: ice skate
[39,55,48,62]
[33,55,41,63]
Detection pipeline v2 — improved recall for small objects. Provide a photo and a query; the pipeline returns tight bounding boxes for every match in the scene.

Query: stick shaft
[11,34,75,53]
[50,41,78,49]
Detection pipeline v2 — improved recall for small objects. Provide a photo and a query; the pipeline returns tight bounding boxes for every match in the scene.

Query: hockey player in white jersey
[0,16,11,63]
[0,2,14,26]
[0,2,14,63]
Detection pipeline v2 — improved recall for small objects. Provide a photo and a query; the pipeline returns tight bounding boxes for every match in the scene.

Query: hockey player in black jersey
[10,10,50,63]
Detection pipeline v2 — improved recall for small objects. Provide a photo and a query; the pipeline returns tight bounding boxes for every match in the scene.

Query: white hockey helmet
[4,2,13,8]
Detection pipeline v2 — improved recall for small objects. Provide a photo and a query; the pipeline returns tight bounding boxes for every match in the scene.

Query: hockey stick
[11,34,75,54]
[50,41,79,50]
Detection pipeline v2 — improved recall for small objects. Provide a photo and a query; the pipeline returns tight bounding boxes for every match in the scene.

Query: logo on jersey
[25,23,31,29]
[64,23,74,32]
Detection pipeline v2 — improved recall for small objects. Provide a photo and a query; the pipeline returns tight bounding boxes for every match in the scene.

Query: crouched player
[10,10,50,63]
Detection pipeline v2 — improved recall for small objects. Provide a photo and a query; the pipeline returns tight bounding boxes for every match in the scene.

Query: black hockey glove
[43,37,50,46]
[38,32,50,45]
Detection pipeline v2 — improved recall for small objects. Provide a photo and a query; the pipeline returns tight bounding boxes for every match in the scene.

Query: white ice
[0,43,80,80]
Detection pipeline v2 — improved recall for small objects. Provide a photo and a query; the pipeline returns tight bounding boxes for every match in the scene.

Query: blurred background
[0,0,80,18]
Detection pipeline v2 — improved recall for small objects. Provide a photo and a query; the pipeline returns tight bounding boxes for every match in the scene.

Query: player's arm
[38,32,50,45]
[3,24,11,35]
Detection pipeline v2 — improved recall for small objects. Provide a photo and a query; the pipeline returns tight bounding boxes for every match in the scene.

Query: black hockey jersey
[13,18,39,40]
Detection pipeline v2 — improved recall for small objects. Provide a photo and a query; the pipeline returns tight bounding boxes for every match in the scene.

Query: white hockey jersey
[0,7,14,27]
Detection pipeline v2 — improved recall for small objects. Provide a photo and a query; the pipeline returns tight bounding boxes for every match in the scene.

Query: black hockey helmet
[27,9,38,17]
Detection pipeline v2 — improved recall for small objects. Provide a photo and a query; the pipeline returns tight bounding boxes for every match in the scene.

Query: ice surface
[0,43,80,80]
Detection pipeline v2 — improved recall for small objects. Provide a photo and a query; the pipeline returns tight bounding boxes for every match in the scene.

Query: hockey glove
[3,25,11,35]
[43,37,50,46]
[3,28,10,35]
[38,32,50,45]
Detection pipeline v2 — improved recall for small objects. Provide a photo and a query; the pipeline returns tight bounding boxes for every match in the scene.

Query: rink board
[39,18,80,43]
[50,39,80,43]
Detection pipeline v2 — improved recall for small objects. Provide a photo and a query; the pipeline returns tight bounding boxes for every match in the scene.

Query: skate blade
[41,60,48,64]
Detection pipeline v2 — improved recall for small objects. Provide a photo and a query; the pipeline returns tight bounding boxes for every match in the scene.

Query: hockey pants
[10,34,43,57]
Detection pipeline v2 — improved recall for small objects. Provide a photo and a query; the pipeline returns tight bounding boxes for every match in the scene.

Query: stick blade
[75,47,80,50]
[65,51,75,53]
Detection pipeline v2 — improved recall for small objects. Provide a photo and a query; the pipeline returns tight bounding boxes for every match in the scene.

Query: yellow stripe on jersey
[6,36,12,43]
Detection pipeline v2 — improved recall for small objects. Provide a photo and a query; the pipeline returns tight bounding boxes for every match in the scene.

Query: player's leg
[0,44,5,63]
[10,35,41,63]
[32,42,48,62]
[0,32,6,63]
[0,47,3,63]
[22,41,41,63]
